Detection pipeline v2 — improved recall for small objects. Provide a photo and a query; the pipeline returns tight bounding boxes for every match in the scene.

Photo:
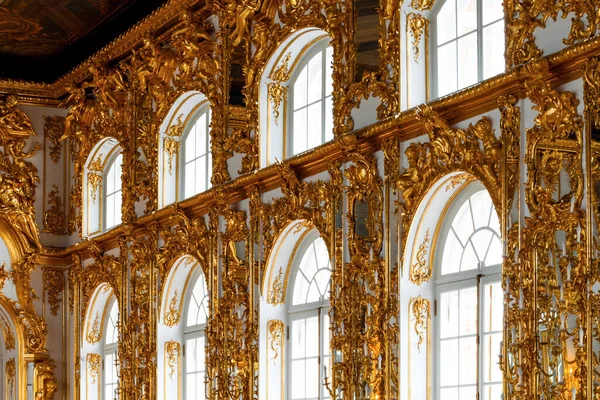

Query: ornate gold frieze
[406,13,429,62]
[165,341,181,381]
[34,359,58,400]
[267,266,284,305]
[43,267,65,316]
[43,116,65,164]
[267,320,284,362]
[86,311,101,344]
[87,353,101,385]
[43,185,67,235]
[409,229,431,286]
[410,297,430,352]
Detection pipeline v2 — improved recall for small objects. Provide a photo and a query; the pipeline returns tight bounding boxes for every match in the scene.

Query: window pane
[442,231,462,275]
[292,319,306,359]
[460,241,479,271]
[293,108,308,155]
[437,0,456,44]
[484,383,503,400]
[459,385,477,400]
[483,282,503,332]
[185,129,197,162]
[459,337,477,384]
[457,32,478,89]
[196,114,207,155]
[440,290,459,338]
[307,52,323,104]
[440,387,458,400]
[325,47,333,96]
[439,338,458,386]
[305,357,319,398]
[483,333,503,383]
[471,230,493,262]
[325,96,333,142]
[294,65,308,109]
[457,0,477,36]
[306,316,319,358]
[293,238,331,306]
[196,154,207,193]
[437,42,457,97]
[307,101,323,150]
[291,359,306,399]
[482,0,503,25]
[459,287,477,335]
[483,20,505,79]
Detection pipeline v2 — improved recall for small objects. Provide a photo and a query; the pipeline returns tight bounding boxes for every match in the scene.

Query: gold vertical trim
[164,341,181,400]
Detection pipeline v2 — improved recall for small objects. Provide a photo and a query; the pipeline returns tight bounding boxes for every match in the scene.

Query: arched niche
[82,283,117,400]
[158,91,210,208]
[259,219,326,400]
[259,28,332,167]
[158,255,206,400]
[83,138,123,237]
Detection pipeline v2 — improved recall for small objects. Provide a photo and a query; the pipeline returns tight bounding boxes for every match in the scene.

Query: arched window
[435,187,503,400]
[183,272,209,399]
[103,300,119,400]
[104,153,123,230]
[288,236,331,399]
[289,44,334,157]
[433,0,504,97]
[182,107,212,199]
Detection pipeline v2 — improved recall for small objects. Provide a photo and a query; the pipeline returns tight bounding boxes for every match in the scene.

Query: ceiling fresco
[0,0,170,82]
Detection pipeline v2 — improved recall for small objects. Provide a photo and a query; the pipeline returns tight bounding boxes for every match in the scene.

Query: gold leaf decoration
[267,319,284,362]
[267,53,291,125]
[43,116,65,164]
[410,229,431,285]
[5,358,15,394]
[164,289,180,327]
[410,297,430,352]
[165,341,181,381]
[406,13,429,62]
[267,266,284,305]
[0,312,15,351]
[86,311,101,344]
[87,353,101,385]
[43,267,65,316]
[43,185,66,235]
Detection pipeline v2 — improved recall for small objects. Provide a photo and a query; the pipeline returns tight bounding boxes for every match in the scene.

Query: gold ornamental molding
[86,353,101,385]
[409,297,431,352]
[409,229,431,286]
[86,311,101,344]
[266,267,284,305]
[267,320,284,362]
[165,341,181,381]
[164,290,181,327]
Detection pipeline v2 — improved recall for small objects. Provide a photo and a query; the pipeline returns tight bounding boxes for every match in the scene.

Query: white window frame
[103,152,123,231]
[286,234,332,400]
[182,272,209,400]
[180,106,212,200]
[434,186,503,400]
[102,299,119,400]
[288,43,333,158]
[431,0,504,98]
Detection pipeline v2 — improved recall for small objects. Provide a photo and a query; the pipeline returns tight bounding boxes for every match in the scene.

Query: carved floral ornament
[267,319,284,362]
[165,341,181,381]
[86,311,101,344]
[410,296,431,352]
[406,13,429,62]
[267,52,292,125]
[267,266,284,305]
[164,289,181,327]
[87,353,101,385]
[409,228,431,285]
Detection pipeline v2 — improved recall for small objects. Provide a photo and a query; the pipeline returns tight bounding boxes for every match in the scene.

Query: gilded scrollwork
[42,267,65,316]
[406,13,429,62]
[43,116,65,164]
[409,229,431,286]
[165,341,181,381]
[86,311,101,344]
[0,312,15,351]
[267,319,284,362]
[5,358,15,394]
[267,53,291,125]
[410,297,430,352]
[267,266,284,305]
[87,353,101,385]
[164,290,181,328]
[43,185,66,235]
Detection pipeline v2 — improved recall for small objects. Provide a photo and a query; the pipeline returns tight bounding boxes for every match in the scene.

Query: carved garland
[267,320,284,362]
[165,341,181,381]
[409,229,431,285]
[410,297,431,352]
[87,353,101,385]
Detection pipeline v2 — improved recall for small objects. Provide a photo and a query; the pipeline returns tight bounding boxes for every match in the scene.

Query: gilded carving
[164,290,180,328]
[5,358,15,395]
[87,353,101,385]
[410,229,431,286]
[267,319,284,362]
[0,312,15,351]
[86,311,101,344]
[267,267,284,305]
[410,297,430,352]
[406,13,429,62]
[43,267,65,316]
[43,116,65,164]
[43,185,66,235]
[267,53,291,124]
[34,359,58,400]
[410,0,435,11]
[87,172,102,204]
[165,341,181,381]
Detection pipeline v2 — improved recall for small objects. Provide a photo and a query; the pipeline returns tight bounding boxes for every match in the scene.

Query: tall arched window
[184,272,209,399]
[289,45,334,157]
[182,107,212,199]
[104,153,123,230]
[435,187,503,400]
[433,0,504,97]
[288,236,331,400]
[103,300,119,400]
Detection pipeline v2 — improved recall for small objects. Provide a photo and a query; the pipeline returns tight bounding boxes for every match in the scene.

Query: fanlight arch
[402,172,501,282]
[158,91,211,208]
[259,28,333,167]
[83,138,123,237]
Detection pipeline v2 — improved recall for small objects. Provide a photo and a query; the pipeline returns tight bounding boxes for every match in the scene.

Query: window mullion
[476,274,482,398]
[477,0,484,83]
